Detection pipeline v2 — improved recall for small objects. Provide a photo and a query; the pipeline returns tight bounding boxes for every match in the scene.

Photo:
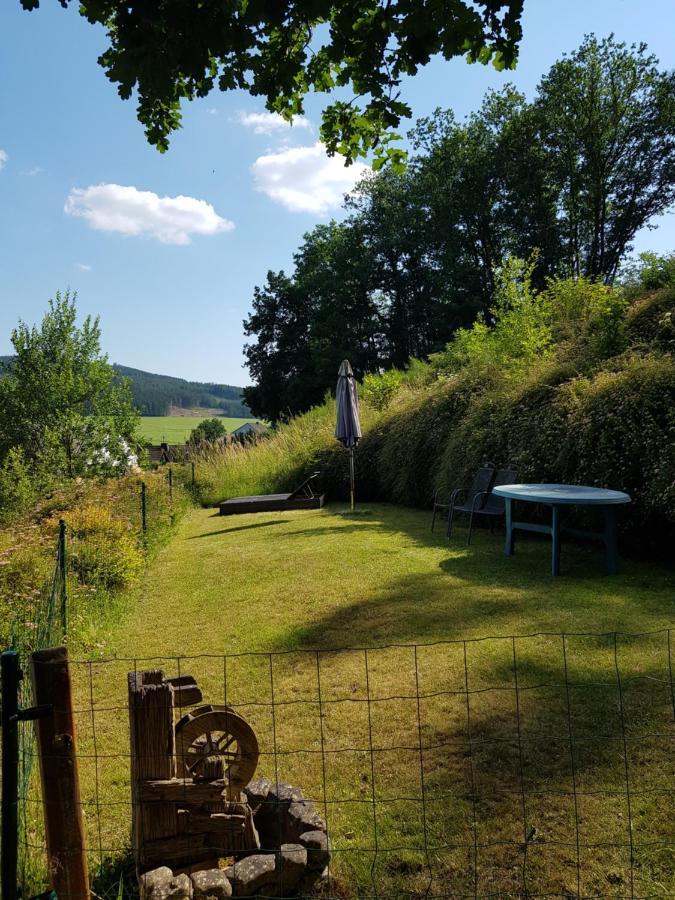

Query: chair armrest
[450,487,465,503]
[471,491,489,510]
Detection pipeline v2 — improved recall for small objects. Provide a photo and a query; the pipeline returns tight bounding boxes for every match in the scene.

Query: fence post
[168,465,173,502]
[1,651,20,900]
[141,481,147,545]
[58,518,68,636]
[31,646,89,900]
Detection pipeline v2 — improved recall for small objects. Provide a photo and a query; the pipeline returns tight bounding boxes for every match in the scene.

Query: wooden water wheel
[175,704,259,795]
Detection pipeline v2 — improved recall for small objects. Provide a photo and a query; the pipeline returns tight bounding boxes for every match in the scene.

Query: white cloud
[0,150,8,170]
[64,183,234,245]
[20,166,43,176]
[251,142,369,214]
[238,111,312,135]
[75,263,92,271]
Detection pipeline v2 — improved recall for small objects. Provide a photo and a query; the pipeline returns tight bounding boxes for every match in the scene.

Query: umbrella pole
[349,447,355,511]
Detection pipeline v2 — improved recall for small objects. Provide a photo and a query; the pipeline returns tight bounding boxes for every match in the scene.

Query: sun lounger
[218,472,325,516]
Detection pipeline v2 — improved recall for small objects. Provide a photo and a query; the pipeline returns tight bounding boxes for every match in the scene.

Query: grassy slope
[138,416,255,443]
[76,504,674,898]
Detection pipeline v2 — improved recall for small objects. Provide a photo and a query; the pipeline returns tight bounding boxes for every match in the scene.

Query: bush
[361,370,404,411]
[545,277,628,360]
[626,286,675,353]
[0,448,38,522]
[623,251,675,291]
[431,255,554,378]
[52,504,143,589]
[189,417,227,445]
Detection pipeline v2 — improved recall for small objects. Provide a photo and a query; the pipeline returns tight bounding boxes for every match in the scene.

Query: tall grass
[194,400,381,506]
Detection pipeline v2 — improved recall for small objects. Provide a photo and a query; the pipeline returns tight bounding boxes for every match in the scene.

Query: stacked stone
[139,780,330,899]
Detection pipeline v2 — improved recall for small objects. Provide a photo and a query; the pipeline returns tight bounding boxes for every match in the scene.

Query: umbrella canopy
[335,360,362,447]
[335,360,362,510]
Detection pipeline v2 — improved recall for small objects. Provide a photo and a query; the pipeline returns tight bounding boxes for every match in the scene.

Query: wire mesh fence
[13,628,675,899]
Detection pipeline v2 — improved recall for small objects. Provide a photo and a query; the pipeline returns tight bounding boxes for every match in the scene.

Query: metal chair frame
[449,466,519,545]
[431,464,496,539]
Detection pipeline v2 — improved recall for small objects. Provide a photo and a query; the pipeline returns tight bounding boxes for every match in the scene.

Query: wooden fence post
[30,646,89,900]
[128,670,177,872]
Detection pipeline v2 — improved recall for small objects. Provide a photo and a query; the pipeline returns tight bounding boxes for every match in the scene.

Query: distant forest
[0,357,250,417]
[113,365,250,416]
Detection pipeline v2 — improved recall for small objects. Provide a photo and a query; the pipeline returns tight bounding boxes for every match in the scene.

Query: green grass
[138,416,257,443]
[72,504,674,898]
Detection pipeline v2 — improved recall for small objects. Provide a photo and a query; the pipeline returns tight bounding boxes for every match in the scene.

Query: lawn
[138,416,256,443]
[71,504,674,898]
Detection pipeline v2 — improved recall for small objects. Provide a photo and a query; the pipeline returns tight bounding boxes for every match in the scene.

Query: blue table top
[492,484,631,505]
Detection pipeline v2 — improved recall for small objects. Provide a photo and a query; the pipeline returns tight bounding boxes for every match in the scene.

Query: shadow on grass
[187,518,291,539]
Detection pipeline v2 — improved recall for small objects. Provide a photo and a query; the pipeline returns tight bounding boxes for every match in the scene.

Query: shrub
[189,417,227,445]
[431,255,554,378]
[545,277,628,360]
[623,251,675,291]
[55,504,144,589]
[0,533,52,648]
[0,448,38,522]
[626,286,675,353]
[361,369,404,411]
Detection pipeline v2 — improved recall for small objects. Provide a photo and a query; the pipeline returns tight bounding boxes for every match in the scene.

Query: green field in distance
[138,416,254,443]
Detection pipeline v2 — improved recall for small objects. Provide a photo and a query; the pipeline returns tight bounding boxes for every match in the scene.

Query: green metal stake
[58,518,68,636]
[168,466,173,502]
[191,461,196,490]
[141,481,147,547]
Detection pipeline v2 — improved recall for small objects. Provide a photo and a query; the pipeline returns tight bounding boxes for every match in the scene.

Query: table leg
[605,506,619,575]
[504,498,514,556]
[551,505,561,576]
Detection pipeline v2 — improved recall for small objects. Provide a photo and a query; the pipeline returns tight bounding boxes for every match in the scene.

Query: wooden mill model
[128,669,261,872]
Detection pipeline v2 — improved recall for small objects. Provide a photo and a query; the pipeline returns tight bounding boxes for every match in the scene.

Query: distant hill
[0,357,250,417]
[113,365,250,417]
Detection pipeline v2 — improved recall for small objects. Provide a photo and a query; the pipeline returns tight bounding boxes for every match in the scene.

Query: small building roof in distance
[231,422,268,437]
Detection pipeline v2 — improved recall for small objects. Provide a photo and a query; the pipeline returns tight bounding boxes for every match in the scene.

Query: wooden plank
[140,778,227,804]
[177,810,246,834]
[30,646,89,900]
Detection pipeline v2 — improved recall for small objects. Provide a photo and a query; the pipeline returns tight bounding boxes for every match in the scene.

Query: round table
[492,484,631,576]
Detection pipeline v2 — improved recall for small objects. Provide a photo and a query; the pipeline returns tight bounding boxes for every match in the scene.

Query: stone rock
[268,782,304,805]
[278,843,307,894]
[140,868,193,900]
[286,800,326,841]
[191,869,232,899]
[299,829,330,871]
[223,854,276,897]
[244,777,271,813]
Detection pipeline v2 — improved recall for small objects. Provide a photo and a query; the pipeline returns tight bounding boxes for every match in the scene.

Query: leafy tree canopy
[242,36,675,422]
[0,291,139,478]
[19,0,523,166]
[189,417,228,445]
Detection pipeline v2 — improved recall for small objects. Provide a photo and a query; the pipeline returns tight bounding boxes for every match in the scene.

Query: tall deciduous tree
[536,35,675,281]
[243,36,675,422]
[0,291,139,477]
[19,0,524,166]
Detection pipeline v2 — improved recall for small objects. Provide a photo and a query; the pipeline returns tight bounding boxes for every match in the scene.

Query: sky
[1,0,675,387]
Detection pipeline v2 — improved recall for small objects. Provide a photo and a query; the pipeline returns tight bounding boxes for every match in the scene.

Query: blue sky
[1,0,675,386]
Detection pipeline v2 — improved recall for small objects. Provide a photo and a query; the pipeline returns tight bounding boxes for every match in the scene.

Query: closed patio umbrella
[335,359,362,511]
